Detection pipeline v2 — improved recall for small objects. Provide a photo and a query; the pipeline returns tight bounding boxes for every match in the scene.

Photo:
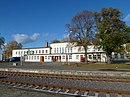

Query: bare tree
[66,10,95,63]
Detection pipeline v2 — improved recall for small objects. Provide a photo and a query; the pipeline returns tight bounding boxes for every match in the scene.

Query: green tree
[125,43,130,52]
[94,7,130,63]
[125,43,130,59]
[3,41,22,59]
[66,10,95,63]
[51,40,61,43]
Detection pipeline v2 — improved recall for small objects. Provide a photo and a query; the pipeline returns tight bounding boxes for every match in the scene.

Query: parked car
[10,57,20,62]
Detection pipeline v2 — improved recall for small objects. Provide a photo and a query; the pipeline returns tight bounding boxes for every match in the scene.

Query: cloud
[30,33,40,40]
[124,14,130,22]
[42,32,49,38]
[12,33,40,44]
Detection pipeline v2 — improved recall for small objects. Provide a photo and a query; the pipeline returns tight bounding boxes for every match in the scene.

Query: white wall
[12,43,109,63]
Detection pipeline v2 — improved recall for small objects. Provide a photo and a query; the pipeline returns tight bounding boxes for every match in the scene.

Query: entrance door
[40,56,44,62]
[66,55,68,62]
[80,55,85,62]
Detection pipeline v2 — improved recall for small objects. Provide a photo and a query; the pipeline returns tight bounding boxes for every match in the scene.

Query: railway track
[0,71,130,83]
[0,71,130,97]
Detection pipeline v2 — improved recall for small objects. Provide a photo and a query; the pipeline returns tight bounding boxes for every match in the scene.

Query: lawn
[65,62,130,69]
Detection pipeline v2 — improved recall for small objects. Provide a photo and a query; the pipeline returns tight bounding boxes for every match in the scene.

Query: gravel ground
[1,61,130,72]
[0,83,74,97]
[2,75,130,92]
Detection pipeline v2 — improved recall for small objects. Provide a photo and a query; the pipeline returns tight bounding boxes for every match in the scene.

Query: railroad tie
[117,94,122,97]
[34,86,39,89]
[10,83,16,86]
[74,91,79,95]
[64,89,69,93]
[83,91,88,96]
[26,85,33,88]
[12,84,18,87]
[55,89,61,93]
[106,93,110,97]
[95,92,98,97]
[48,88,53,91]
[41,87,46,90]
[19,84,27,88]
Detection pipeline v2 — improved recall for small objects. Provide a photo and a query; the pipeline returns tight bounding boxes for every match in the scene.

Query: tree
[66,10,95,63]
[125,43,130,59]
[3,41,22,59]
[125,43,130,53]
[51,40,61,43]
[94,7,130,63]
[61,36,69,42]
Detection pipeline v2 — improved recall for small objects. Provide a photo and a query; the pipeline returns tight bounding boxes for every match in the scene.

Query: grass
[64,62,130,69]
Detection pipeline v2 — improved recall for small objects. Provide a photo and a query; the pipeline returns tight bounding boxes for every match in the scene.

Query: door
[40,56,44,62]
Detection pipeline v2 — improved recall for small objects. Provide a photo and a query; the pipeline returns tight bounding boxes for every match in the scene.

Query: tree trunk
[84,47,88,63]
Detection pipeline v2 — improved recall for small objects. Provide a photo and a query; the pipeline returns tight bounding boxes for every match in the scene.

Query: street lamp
[20,55,23,66]
[68,30,72,65]
[20,49,31,66]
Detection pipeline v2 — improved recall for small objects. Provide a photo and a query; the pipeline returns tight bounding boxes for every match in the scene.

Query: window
[37,56,39,60]
[42,50,44,54]
[60,47,61,53]
[36,50,37,54]
[62,47,64,53]
[114,53,118,59]
[18,51,20,55]
[97,54,101,60]
[71,47,72,53]
[27,51,29,54]
[68,47,69,53]
[69,54,72,59]
[57,48,58,53]
[24,51,26,54]
[16,52,17,55]
[76,55,79,59]
[121,54,124,59]
[31,51,34,54]
[39,50,41,54]
[93,55,96,60]
[62,56,65,59]
[54,48,56,53]
[45,56,47,60]
[32,56,33,60]
[48,56,50,59]
[88,55,92,59]
[68,47,72,53]
[46,50,48,53]
[29,56,30,60]
[34,56,36,60]
[65,47,67,53]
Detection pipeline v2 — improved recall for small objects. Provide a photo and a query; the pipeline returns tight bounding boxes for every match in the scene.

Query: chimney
[45,42,48,47]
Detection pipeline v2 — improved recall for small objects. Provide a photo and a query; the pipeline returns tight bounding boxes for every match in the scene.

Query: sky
[0,0,130,48]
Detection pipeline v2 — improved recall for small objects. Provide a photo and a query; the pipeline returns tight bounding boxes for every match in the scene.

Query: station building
[12,42,128,63]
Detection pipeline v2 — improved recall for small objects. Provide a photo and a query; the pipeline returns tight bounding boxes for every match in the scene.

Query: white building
[12,42,128,63]
[50,42,107,62]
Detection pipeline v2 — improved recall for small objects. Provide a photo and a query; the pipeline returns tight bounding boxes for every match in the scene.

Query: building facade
[12,42,128,63]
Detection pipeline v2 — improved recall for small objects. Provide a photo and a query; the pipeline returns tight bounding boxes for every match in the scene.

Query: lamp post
[20,55,23,66]
[20,49,31,66]
[68,30,72,65]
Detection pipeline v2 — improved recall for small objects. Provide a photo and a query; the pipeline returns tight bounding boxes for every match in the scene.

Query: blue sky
[0,0,130,48]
